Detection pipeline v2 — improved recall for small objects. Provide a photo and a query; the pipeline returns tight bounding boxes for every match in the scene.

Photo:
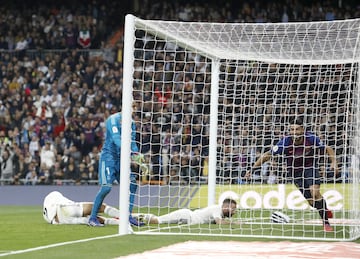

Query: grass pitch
[1,206,359,258]
[0,206,254,258]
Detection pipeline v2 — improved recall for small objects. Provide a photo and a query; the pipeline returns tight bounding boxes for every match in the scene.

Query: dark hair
[289,117,304,126]
[222,198,237,206]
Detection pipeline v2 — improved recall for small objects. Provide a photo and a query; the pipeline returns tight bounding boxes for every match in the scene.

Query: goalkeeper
[88,111,148,227]
[246,117,338,232]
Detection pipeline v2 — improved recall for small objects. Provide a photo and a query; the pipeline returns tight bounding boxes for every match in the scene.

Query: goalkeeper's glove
[132,153,149,175]
[139,163,149,175]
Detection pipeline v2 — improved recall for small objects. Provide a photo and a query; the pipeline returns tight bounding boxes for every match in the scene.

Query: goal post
[120,14,360,241]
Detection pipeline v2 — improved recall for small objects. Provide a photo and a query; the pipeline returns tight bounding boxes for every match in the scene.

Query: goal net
[120,15,360,241]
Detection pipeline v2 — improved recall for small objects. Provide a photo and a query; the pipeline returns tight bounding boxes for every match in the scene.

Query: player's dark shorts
[292,168,321,189]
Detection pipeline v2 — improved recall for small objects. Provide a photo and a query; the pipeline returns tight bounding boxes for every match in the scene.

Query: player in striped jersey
[247,117,338,232]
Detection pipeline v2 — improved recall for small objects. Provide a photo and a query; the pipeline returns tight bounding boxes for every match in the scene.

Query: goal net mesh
[123,16,360,240]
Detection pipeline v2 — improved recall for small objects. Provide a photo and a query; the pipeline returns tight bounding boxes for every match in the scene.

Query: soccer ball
[271,211,290,223]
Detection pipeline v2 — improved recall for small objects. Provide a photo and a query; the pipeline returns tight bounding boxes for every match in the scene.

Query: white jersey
[43,191,87,224]
[157,205,223,225]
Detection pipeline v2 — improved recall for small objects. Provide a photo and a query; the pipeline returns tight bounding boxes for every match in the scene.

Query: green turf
[0,206,359,258]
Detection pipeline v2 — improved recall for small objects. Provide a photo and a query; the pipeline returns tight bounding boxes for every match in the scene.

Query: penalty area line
[0,233,121,257]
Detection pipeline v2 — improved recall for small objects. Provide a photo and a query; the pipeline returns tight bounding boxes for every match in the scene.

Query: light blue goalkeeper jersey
[100,112,139,161]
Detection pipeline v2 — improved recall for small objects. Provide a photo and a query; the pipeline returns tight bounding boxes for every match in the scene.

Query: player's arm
[325,145,339,175]
[214,217,230,224]
[214,217,243,225]
[245,150,272,179]
[315,135,339,175]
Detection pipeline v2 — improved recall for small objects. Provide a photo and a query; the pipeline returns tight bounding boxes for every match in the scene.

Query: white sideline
[0,234,120,257]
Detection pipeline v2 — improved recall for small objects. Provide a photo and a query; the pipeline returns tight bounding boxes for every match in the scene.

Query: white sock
[104,206,120,218]
[104,218,120,225]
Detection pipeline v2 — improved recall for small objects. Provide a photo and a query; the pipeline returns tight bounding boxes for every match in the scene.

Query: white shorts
[56,203,85,224]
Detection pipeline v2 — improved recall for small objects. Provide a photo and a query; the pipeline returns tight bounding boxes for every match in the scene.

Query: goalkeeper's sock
[90,185,112,219]
[129,175,137,213]
[104,205,120,218]
[314,198,329,225]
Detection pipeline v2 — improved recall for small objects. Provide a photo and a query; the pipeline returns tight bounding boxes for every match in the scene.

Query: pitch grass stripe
[0,234,120,257]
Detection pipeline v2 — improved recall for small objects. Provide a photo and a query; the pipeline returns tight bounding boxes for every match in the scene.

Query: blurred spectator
[0,145,15,184]
[40,140,56,169]
[0,0,358,186]
[29,135,40,157]
[68,144,82,166]
[78,162,90,183]
[63,156,80,184]
[87,164,98,182]
[24,162,38,185]
[38,162,53,184]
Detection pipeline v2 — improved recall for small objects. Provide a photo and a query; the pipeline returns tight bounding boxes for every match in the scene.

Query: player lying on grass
[138,198,241,225]
[43,191,121,225]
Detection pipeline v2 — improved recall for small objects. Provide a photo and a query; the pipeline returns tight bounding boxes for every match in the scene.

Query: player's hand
[245,171,251,180]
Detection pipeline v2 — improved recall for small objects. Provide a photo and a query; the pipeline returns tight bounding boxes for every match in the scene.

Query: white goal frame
[119,14,360,241]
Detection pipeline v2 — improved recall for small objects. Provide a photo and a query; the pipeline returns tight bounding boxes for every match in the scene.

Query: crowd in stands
[0,0,358,185]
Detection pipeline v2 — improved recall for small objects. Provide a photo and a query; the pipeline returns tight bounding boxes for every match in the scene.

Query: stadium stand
[0,0,359,185]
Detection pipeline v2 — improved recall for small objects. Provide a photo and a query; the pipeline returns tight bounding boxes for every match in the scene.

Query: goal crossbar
[133,15,360,64]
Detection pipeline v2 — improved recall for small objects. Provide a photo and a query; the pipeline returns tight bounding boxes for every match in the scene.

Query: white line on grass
[0,234,121,257]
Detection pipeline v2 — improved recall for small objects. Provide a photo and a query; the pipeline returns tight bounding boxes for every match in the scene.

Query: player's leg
[81,203,94,216]
[115,164,144,226]
[88,185,111,226]
[296,186,313,206]
[310,184,333,231]
[98,216,118,225]
[128,173,144,226]
[81,202,120,218]
[57,203,89,224]
[305,169,333,231]
[129,174,137,213]
[156,208,193,224]
[88,160,114,226]
[309,184,330,220]
[297,185,333,218]
[294,176,313,204]
[103,204,121,218]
